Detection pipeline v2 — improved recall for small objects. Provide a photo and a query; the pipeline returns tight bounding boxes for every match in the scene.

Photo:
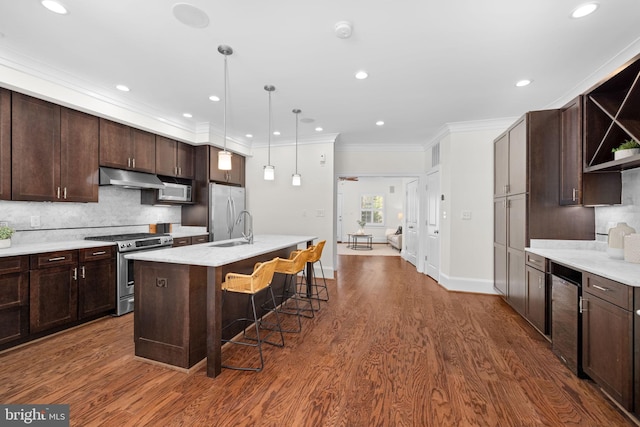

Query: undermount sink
[210,240,249,248]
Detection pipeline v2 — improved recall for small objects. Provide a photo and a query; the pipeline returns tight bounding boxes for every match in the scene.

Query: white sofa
[385,228,402,251]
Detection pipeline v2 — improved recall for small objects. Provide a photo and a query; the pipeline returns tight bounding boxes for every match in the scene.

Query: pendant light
[217,45,233,171]
[292,108,302,186]
[263,85,276,180]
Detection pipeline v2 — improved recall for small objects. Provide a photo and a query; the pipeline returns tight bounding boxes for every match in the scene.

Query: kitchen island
[124,234,316,378]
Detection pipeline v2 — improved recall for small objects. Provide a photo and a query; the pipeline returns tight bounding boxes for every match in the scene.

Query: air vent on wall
[432,143,440,167]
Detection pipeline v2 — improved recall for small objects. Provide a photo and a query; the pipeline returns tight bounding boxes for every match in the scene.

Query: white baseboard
[437,272,498,295]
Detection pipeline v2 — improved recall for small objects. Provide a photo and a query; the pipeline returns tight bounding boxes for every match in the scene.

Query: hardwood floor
[0,255,635,426]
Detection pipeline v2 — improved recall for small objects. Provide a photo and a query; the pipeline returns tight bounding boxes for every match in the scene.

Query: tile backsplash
[0,186,181,244]
[595,168,640,241]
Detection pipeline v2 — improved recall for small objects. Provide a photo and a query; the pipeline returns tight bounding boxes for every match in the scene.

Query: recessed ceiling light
[273,131,281,136]
[376,121,384,126]
[183,113,192,118]
[315,127,323,132]
[355,71,369,80]
[172,3,209,28]
[115,84,130,92]
[571,3,599,18]
[515,79,532,87]
[209,95,220,102]
[41,0,68,15]
[245,134,253,138]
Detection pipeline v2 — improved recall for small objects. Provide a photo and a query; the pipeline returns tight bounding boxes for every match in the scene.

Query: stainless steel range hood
[99,167,165,190]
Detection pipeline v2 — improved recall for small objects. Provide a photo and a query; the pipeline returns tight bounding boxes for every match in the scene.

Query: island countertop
[125,234,317,267]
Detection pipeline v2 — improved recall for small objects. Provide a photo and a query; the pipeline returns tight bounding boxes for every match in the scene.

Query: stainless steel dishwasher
[550,261,584,377]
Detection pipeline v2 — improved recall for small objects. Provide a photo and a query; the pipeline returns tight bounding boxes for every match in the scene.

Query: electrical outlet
[30,216,40,228]
[0,221,7,228]
[461,210,472,220]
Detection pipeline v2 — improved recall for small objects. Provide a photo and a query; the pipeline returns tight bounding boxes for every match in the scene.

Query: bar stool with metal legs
[291,240,329,304]
[273,246,315,333]
[221,258,284,372]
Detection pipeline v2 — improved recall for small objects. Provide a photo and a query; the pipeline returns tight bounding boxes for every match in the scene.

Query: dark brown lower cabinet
[0,256,29,345]
[582,273,633,411]
[29,250,78,334]
[78,246,115,319]
[525,263,547,335]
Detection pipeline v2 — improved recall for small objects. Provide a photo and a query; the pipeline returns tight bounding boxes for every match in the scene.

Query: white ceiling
[1,0,640,151]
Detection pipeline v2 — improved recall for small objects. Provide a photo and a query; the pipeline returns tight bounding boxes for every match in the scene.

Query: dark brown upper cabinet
[560,96,620,206]
[209,146,244,186]
[0,88,10,200]
[99,118,155,173]
[155,135,194,179]
[11,93,99,202]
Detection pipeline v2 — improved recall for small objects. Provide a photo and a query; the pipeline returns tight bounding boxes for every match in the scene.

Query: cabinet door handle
[572,188,577,202]
[132,158,136,168]
[73,267,78,281]
[57,187,61,199]
[48,256,66,262]
[579,296,587,313]
[127,158,131,168]
[92,251,106,256]
[538,276,543,288]
[81,266,85,279]
[63,187,67,199]
[592,284,609,292]
[178,167,182,176]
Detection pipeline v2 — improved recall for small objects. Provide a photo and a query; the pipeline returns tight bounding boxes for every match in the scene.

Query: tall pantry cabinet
[493,110,595,327]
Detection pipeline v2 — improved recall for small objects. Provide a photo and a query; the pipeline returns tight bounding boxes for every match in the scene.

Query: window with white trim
[360,195,384,226]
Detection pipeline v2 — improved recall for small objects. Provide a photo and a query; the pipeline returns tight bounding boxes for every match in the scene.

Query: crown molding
[251,133,339,148]
[424,117,517,149]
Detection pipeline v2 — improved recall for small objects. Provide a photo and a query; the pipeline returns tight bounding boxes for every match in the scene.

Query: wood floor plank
[0,254,636,426]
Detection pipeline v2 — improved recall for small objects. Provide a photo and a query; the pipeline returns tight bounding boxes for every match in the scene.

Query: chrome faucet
[235,210,253,244]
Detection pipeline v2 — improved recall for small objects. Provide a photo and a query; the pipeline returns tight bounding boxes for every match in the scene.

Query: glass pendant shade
[292,173,301,186]
[218,150,232,170]
[264,165,275,181]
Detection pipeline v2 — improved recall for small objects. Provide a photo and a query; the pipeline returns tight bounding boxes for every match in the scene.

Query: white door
[405,180,419,265]
[426,171,440,280]
[337,192,343,242]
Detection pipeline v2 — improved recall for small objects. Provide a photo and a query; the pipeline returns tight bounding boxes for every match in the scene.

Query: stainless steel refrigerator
[209,183,246,241]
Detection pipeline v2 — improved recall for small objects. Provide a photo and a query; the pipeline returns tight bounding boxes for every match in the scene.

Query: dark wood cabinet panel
[507,194,526,251]
[525,265,547,334]
[29,264,78,334]
[582,290,633,410]
[508,118,527,195]
[0,88,10,200]
[0,256,29,345]
[560,96,621,206]
[507,248,525,316]
[191,234,209,244]
[99,119,155,173]
[99,119,131,169]
[60,108,99,202]
[172,236,191,247]
[11,92,61,201]
[131,128,155,173]
[493,244,507,296]
[156,136,194,179]
[78,246,115,319]
[494,133,508,197]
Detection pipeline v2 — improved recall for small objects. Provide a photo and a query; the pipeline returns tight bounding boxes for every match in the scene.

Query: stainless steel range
[85,232,174,315]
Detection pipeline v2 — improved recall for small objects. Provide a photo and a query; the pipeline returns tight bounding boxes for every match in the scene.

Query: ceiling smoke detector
[334,21,353,39]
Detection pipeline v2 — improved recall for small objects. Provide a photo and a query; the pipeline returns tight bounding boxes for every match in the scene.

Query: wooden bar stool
[273,247,315,333]
[221,258,284,372]
[292,240,329,304]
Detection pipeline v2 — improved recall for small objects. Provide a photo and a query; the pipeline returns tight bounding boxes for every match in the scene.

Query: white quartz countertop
[526,247,640,287]
[0,240,117,257]
[124,234,317,267]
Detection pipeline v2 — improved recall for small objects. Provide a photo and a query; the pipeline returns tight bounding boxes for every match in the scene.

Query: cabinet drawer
[0,255,29,275]
[173,237,191,247]
[30,250,78,269]
[583,272,632,310]
[525,252,547,272]
[79,246,114,262]
[191,235,209,244]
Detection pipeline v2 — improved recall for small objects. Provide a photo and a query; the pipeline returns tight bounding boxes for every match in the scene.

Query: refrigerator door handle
[226,197,232,236]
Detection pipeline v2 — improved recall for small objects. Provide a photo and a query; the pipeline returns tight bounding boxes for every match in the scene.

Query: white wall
[245,140,335,277]
[434,123,512,294]
[595,169,640,240]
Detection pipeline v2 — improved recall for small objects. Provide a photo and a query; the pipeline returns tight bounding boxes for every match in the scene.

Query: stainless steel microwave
[157,182,192,202]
